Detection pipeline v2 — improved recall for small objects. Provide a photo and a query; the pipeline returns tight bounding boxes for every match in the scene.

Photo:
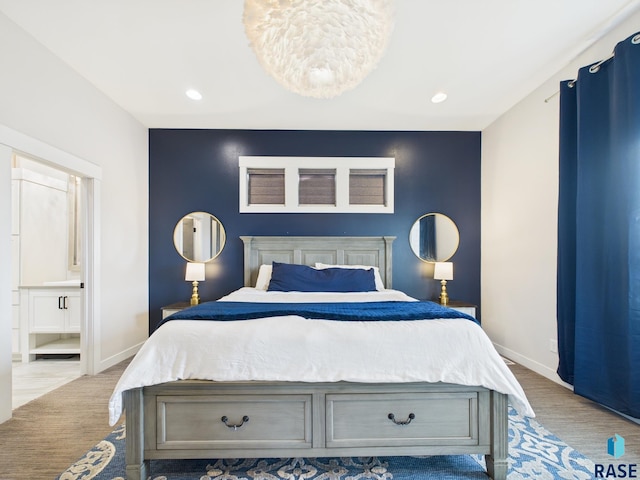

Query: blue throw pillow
[267,262,377,292]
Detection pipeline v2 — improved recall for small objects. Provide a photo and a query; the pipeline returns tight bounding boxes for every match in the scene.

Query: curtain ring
[568,80,576,88]
[633,33,640,44]
[589,65,600,73]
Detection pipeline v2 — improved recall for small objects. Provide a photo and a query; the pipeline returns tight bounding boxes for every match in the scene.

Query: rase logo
[595,434,637,478]
[609,434,626,459]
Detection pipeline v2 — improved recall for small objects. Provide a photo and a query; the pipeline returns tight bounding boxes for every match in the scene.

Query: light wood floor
[0,358,638,479]
[508,363,639,464]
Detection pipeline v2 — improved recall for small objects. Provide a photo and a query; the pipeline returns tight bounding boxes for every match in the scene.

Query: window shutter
[349,169,386,205]
[298,169,336,205]
[247,169,285,205]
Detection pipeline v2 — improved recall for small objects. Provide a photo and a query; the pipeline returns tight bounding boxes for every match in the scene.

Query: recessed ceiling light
[185,89,202,101]
[431,92,447,104]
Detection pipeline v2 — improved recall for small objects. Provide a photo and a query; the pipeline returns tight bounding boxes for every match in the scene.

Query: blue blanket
[161,301,477,326]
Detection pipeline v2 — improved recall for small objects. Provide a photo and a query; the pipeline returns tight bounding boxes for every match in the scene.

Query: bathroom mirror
[409,213,459,262]
[173,212,226,262]
[67,175,82,271]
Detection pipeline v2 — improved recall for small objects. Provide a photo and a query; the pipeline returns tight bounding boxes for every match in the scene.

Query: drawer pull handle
[220,415,249,430]
[388,412,415,425]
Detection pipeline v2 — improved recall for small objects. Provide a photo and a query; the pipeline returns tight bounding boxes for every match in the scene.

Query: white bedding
[108,288,534,425]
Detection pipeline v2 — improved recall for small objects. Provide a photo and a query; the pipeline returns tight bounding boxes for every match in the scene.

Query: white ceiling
[1,0,639,131]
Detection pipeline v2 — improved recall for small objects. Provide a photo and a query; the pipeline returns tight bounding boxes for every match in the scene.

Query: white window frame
[239,156,395,213]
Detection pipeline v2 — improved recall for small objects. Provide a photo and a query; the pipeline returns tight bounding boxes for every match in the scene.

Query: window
[247,168,284,205]
[349,169,386,206]
[239,157,394,213]
[299,169,336,205]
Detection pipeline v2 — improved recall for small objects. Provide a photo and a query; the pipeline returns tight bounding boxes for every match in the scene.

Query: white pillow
[254,264,273,290]
[314,263,385,291]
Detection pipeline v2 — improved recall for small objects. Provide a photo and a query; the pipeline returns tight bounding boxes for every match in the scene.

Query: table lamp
[185,262,205,305]
[434,262,453,306]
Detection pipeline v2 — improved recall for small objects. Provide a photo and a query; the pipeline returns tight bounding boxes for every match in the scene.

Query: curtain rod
[544,32,640,103]
[544,52,614,103]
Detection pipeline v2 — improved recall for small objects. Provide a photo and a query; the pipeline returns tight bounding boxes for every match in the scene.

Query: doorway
[0,124,102,422]
[11,155,83,396]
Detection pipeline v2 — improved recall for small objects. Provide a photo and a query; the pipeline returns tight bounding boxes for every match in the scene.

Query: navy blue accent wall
[149,129,481,333]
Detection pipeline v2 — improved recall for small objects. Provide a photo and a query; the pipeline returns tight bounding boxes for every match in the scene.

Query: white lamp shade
[434,262,453,281]
[243,0,394,99]
[185,262,205,282]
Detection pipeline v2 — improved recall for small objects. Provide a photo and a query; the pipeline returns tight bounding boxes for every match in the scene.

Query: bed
[111,236,533,480]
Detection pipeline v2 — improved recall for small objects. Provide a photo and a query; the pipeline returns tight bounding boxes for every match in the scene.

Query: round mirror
[173,212,226,262]
[409,213,459,262]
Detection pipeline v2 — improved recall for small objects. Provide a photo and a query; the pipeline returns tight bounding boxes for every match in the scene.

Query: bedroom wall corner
[481,85,560,382]
[0,11,149,378]
[481,10,640,384]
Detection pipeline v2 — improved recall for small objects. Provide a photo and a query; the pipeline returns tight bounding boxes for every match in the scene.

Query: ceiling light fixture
[243,0,395,99]
[431,92,448,104]
[185,89,203,101]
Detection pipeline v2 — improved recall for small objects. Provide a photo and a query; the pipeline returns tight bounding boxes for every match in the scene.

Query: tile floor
[12,356,82,409]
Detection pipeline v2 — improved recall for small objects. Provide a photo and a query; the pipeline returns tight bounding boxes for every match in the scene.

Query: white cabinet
[29,289,80,332]
[11,180,20,358]
[11,236,20,359]
[20,287,81,362]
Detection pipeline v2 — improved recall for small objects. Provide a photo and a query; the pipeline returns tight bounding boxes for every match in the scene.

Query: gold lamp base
[190,281,200,305]
[439,279,449,306]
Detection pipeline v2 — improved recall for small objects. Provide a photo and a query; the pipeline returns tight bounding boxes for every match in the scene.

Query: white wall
[0,12,148,421]
[0,144,12,423]
[481,13,640,383]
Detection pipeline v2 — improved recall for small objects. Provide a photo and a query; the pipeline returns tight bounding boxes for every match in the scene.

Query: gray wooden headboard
[240,236,395,289]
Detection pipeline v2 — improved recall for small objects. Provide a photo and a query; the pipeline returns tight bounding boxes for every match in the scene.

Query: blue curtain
[557,32,640,418]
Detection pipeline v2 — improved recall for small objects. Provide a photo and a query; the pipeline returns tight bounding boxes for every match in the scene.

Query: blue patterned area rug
[58,408,594,479]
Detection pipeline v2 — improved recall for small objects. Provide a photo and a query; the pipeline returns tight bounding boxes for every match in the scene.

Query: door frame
[1,124,102,380]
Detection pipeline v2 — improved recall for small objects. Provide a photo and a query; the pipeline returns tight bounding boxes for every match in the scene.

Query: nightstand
[444,301,477,318]
[161,302,192,319]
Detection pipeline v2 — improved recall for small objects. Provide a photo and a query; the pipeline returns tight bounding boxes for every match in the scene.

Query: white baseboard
[493,343,573,390]
[96,341,143,374]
